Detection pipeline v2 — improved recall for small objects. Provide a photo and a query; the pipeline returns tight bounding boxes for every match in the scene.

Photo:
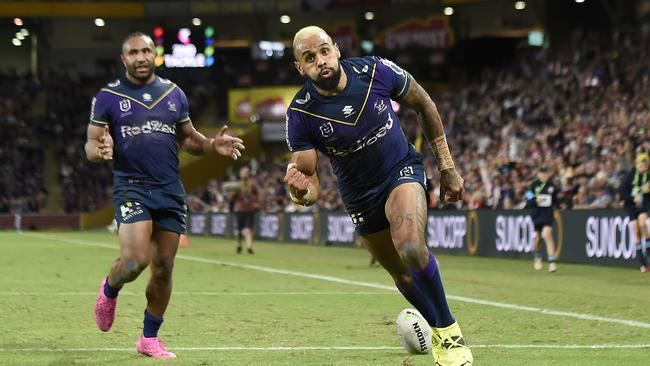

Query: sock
[103,277,120,299]
[548,255,556,263]
[636,243,648,267]
[143,310,163,338]
[534,251,542,259]
[410,252,455,328]
[396,280,437,327]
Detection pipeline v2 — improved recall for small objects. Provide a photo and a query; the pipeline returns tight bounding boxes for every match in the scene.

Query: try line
[23,233,650,330]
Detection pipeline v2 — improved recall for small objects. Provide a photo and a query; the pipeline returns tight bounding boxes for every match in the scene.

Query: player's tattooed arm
[398,77,464,203]
[284,149,320,206]
[85,125,113,162]
[177,121,245,160]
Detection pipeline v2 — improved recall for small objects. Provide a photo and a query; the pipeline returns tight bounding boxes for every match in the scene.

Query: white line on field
[22,233,650,330]
[2,344,650,353]
[0,291,393,296]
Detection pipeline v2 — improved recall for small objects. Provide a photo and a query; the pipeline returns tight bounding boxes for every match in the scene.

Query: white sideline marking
[0,291,393,296]
[2,344,650,353]
[22,233,650,330]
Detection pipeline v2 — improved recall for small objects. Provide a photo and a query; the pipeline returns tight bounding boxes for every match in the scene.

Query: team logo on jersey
[342,105,356,118]
[398,166,415,180]
[167,101,177,112]
[374,99,388,115]
[120,201,144,221]
[352,65,369,74]
[107,79,121,88]
[320,122,334,138]
[295,92,310,105]
[119,99,131,112]
[142,93,152,101]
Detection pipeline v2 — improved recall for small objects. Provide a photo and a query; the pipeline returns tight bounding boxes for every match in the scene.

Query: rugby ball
[396,308,433,354]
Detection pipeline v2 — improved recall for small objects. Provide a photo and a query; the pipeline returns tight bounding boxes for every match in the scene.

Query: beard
[126,62,155,82]
[310,64,342,91]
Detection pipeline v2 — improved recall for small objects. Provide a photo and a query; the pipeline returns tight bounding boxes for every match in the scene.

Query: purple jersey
[89,76,190,185]
[285,56,412,190]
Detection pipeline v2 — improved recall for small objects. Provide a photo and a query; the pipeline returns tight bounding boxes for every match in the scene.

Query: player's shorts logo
[320,122,334,138]
[119,99,131,112]
[120,201,144,221]
[350,212,365,227]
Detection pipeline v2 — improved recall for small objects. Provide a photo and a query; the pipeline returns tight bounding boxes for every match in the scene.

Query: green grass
[0,230,648,365]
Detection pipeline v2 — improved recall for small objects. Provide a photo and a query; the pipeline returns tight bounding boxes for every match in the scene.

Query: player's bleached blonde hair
[292,26,333,60]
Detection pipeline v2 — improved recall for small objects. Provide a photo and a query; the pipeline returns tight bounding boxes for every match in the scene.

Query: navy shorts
[341,151,427,236]
[235,211,255,231]
[533,217,553,232]
[112,178,187,234]
[625,203,649,221]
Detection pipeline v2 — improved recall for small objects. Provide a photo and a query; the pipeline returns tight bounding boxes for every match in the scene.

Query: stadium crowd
[2,25,648,214]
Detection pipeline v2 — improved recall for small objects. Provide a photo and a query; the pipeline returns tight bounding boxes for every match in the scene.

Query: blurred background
[0,0,648,224]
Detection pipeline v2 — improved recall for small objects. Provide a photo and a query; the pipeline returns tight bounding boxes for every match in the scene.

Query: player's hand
[634,195,642,206]
[284,163,310,197]
[97,126,113,161]
[211,126,245,160]
[642,183,650,194]
[439,168,464,203]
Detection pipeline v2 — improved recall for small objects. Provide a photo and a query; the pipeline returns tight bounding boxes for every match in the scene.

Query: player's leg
[95,220,152,332]
[533,227,543,271]
[386,182,472,365]
[630,215,648,272]
[235,212,243,254]
[361,229,438,327]
[135,223,179,359]
[542,225,557,272]
[244,212,254,254]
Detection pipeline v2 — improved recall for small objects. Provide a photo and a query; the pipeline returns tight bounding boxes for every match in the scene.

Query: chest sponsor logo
[326,114,394,157]
[167,101,177,112]
[352,64,369,74]
[374,99,388,115]
[342,105,356,118]
[142,93,152,101]
[295,92,310,105]
[119,99,131,112]
[320,122,334,138]
[121,120,176,137]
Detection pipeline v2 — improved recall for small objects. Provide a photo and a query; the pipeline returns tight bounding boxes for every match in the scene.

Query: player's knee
[393,272,414,289]
[152,258,174,282]
[396,241,428,270]
[122,258,148,279]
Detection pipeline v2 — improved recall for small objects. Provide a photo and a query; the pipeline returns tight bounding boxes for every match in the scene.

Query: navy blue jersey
[285,56,412,190]
[525,179,557,219]
[89,76,190,185]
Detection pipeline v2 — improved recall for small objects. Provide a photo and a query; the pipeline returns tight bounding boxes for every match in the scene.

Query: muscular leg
[632,217,649,269]
[361,229,437,326]
[146,224,180,317]
[107,221,153,288]
[245,227,254,250]
[542,226,556,262]
[386,182,454,328]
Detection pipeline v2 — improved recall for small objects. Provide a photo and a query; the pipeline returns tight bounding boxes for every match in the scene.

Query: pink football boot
[136,335,177,358]
[94,277,117,332]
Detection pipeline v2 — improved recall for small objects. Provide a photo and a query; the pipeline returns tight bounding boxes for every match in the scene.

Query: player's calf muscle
[396,241,429,270]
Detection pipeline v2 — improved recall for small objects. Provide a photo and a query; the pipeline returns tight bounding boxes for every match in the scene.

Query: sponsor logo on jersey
[342,105,356,118]
[167,101,177,112]
[142,93,152,101]
[325,114,394,157]
[353,64,369,74]
[319,122,334,138]
[120,120,176,137]
[119,99,131,112]
[295,92,310,105]
[374,99,388,115]
[107,79,121,88]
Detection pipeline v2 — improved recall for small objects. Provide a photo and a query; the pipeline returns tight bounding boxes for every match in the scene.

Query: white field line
[0,291,393,296]
[2,344,650,353]
[22,233,650,330]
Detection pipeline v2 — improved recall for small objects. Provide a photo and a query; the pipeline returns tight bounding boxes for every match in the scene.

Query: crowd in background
[2,24,649,214]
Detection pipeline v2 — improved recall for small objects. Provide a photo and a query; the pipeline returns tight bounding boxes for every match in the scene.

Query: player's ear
[294,61,304,76]
[333,43,341,59]
[120,53,127,69]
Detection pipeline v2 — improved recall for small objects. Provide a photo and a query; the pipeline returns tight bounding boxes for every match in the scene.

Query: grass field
[0,230,649,365]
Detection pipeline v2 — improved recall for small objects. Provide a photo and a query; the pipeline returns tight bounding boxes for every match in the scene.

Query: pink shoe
[94,277,117,332]
[136,335,177,358]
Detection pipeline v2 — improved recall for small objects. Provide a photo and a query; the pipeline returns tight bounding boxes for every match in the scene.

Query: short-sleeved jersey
[525,179,557,218]
[619,168,650,206]
[90,76,190,185]
[234,181,260,213]
[285,56,411,190]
